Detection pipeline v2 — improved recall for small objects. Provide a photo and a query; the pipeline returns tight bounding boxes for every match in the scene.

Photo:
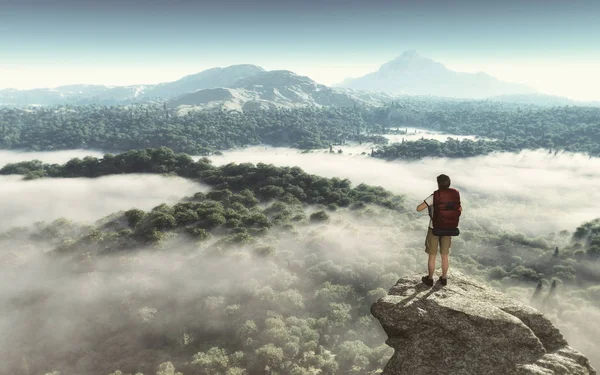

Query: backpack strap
[426,191,436,221]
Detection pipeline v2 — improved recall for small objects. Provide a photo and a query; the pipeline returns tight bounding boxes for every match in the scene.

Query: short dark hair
[437,174,451,189]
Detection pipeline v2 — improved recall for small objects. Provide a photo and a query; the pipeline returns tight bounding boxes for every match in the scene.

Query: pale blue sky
[1,0,599,100]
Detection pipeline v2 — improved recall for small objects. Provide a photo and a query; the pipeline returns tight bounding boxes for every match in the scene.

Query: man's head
[437,174,451,189]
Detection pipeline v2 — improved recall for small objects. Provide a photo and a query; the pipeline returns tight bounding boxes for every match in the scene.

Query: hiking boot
[421,275,434,286]
[439,276,448,286]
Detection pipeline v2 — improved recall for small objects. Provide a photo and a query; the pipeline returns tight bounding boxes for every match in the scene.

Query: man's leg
[423,228,438,285]
[428,253,437,278]
[440,236,452,279]
[441,254,449,278]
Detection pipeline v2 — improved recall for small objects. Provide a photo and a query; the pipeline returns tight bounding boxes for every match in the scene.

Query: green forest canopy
[1,98,599,159]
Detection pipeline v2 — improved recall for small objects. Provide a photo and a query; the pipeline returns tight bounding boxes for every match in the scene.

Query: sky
[1,0,599,100]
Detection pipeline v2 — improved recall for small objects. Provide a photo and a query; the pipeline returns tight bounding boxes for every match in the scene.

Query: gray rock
[371,271,596,375]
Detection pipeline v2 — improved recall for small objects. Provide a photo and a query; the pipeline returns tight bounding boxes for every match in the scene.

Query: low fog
[210,147,600,235]
[0,174,208,232]
[0,150,207,230]
[0,209,418,375]
[0,148,599,374]
[384,126,491,143]
[0,149,105,166]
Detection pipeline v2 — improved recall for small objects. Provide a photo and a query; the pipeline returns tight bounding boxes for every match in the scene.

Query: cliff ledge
[371,271,596,375]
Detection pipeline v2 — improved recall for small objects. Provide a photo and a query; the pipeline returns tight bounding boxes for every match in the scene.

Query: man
[416,174,462,286]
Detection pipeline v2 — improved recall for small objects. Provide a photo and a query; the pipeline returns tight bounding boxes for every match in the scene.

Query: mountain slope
[338,50,537,99]
[0,65,265,106]
[168,70,366,111]
[143,64,265,99]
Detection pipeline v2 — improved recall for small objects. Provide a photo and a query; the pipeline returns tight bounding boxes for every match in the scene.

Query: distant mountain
[5,55,594,109]
[337,50,537,99]
[143,64,265,99]
[0,65,265,106]
[0,87,105,106]
[0,85,146,106]
[0,65,400,110]
[167,70,376,111]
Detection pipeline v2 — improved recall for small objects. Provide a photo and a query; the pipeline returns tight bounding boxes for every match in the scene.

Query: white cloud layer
[210,147,600,235]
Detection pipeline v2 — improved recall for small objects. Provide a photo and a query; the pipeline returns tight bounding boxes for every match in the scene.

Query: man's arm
[416,201,428,212]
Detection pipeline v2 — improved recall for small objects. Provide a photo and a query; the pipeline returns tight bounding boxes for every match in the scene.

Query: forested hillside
[373,101,600,158]
[0,106,381,154]
[2,147,599,374]
[1,99,600,159]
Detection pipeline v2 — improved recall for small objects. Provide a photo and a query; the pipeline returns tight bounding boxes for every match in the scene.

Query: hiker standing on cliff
[416,174,462,286]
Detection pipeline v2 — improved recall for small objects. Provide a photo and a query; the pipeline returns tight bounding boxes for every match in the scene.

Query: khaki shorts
[425,227,451,255]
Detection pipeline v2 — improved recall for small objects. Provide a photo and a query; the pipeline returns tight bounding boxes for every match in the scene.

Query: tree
[310,211,329,223]
[156,362,182,375]
[254,344,285,372]
[191,347,230,375]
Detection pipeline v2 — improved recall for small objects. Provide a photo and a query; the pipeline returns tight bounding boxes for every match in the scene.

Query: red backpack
[431,188,461,236]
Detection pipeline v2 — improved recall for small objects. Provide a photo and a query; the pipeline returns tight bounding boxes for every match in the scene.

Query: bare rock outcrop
[371,271,596,375]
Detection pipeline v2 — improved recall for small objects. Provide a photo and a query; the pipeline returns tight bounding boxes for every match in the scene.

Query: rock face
[371,271,596,375]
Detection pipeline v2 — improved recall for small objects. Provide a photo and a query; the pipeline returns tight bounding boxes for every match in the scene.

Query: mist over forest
[0,143,598,375]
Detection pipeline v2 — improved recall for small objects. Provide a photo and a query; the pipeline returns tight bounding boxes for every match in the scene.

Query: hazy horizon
[1,0,599,101]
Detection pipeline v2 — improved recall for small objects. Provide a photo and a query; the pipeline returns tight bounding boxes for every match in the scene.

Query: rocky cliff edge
[370,271,596,375]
